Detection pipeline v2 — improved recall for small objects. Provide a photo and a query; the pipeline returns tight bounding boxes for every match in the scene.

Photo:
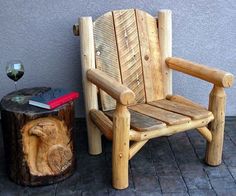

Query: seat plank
[129,104,191,125]
[113,9,146,104]
[136,9,164,102]
[94,12,121,111]
[105,110,166,132]
[166,94,206,109]
[148,99,212,120]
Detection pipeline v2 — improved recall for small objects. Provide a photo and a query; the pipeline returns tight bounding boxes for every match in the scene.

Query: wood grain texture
[129,140,148,159]
[166,94,206,109]
[80,17,102,155]
[129,104,191,125]
[166,57,234,88]
[112,104,130,189]
[149,99,212,120]
[90,109,113,140]
[0,88,76,186]
[158,10,172,95]
[205,86,226,166]
[196,127,212,142]
[89,109,143,141]
[136,9,164,102]
[136,115,214,141]
[87,69,135,105]
[105,109,166,132]
[94,12,121,111]
[113,9,146,103]
[23,118,72,176]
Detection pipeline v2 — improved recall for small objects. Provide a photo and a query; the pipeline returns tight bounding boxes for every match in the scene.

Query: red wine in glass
[6,60,25,102]
[6,60,24,90]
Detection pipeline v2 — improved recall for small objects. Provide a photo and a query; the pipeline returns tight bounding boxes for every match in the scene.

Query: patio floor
[0,117,236,196]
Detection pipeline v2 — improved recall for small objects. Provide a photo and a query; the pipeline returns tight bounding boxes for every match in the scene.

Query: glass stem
[14,81,17,91]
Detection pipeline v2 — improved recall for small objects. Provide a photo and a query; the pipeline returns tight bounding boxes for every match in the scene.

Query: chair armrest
[166,57,234,88]
[87,69,135,105]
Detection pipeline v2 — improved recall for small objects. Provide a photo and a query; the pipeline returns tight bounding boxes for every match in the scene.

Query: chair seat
[104,98,213,132]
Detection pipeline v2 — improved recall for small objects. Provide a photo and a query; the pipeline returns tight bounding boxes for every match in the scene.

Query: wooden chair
[73,9,234,189]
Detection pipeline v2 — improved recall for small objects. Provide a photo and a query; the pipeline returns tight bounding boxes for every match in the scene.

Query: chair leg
[86,117,102,155]
[112,103,130,189]
[205,85,226,166]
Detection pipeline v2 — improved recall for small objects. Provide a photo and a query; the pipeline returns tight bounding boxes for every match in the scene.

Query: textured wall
[0,0,235,117]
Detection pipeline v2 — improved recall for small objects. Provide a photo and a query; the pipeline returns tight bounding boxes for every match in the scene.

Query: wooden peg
[73,24,80,36]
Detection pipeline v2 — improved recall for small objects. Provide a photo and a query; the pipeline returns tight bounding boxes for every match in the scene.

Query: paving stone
[56,190,81,196]
[188,189,216,196]
[159,176,187,193]
[130,151,153,170]
[0,176,27,195]
[27,185,56,196]
[228,166,236,180]
[223,139,236,153]
[214,188,236,196]
[193,148,206,160]
[162,192,189,196]
[179,162,204,175]
[82,189,109,196]
[175,154,200,165]
[223,152,236,167]
[132,170,161,191]
[204,164,233,179]
[0,189,28,196]
[187,130,206,147]
[153,162,181,177]
[150,148,176,164]
[108,189,136,196]
[79,182,109,193]
[131,144,152,161]
[149,137,169,148]
[210,177,236,192]
[182,171,212,190]
[135,191,162,196]
[130,162,156,175]
[56,172,80,193]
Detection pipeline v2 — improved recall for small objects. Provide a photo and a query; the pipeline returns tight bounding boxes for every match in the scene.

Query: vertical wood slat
[158,10,172,95]
[94,9,165,110]
[94,12,121,111]
[113,9,146,104]
[136,9,164,102]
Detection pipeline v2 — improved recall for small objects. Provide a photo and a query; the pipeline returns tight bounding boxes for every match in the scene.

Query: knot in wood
[144,55,149,61]
[96,51,101,56]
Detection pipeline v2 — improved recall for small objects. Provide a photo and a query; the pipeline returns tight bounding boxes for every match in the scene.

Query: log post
[112,103,130,189]
[205,85,226,166]
[79,17,102,155]
[158,9,172,95]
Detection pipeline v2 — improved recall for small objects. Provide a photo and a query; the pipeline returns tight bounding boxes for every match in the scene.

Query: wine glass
[6,60,25,102]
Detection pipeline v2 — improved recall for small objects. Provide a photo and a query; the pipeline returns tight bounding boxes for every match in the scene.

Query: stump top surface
[0,87,72,114]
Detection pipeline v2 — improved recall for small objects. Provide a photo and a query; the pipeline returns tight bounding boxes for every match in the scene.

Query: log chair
[73,9,234,189]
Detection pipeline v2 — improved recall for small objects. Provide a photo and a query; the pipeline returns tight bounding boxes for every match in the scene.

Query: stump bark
[0,87,76,186]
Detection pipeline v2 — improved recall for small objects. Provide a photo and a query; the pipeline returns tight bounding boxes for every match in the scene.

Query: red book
[29,88,79,109]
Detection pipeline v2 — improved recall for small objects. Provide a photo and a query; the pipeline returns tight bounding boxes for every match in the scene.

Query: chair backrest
[93,9,169,111]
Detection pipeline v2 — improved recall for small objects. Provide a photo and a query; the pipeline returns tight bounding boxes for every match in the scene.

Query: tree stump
[0,87,76,186]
